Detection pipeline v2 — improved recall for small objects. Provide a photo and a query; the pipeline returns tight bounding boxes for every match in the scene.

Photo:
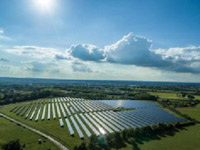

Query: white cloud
[0,28,11,41]
[104,33,164,67]
[67,44,105,61]
[0,28,4,34]
[155,46,200,62]
[1,31,200,81]
[63,33,200,74]
[6,46,62,59]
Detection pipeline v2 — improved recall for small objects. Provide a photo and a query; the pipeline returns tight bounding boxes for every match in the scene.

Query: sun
[33,0,56,15]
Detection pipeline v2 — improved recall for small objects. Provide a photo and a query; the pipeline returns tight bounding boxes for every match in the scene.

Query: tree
[187,95,195,100]
[2,140,22,150]
[134,93,158,101]
[75,142,87,150]
[88,135,101,150]
[113,132,125,149]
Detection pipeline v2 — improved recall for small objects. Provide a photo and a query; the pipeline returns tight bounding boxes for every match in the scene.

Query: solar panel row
[10,98,187,139]
[70,116,84,139]
[41,104,46,121]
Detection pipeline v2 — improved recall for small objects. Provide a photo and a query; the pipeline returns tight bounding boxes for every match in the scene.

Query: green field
[149,92,200,100]
[0,117,58,150]
[0,99,89,150]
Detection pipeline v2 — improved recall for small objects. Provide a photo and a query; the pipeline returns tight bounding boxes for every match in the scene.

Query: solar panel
[52,101,56,119]
[79,114,100,136]
[80,102,92,112]
[70,116,84,139]
[63,103,71,116]
[84,113,106,134]
[25,103,35,119]
[13,106,22,113]
[21,105,30,117]
[59,100,67,118]
[70,107,75,114]
[100,111,125,130]
[10,106,18,112]
[105,111,134,128]
[48,102,51,120]
[89,113,114,133]
[59,118,64,127]
[77,102,88,112]
[96,112,121,132]
[55,101,61,118]
[65,118,74,136]
[70,102,79,112]
[17,105,26,115]
[73,102,84,112]
[94,112,120,132]
[101,100,157,109]
[30,104,38,120]
[75,114,91,137]
[41,104,46,121]
[35,104,42,122]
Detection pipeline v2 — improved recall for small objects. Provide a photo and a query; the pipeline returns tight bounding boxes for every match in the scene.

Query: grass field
[0,99,89,150]
[149,92,200,100]
[0,117,59,150]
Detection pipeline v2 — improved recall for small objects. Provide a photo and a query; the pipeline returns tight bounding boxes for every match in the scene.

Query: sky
[0,0,200,82]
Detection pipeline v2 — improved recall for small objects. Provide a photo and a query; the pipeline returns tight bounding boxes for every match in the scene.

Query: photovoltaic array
[10,98,186,139]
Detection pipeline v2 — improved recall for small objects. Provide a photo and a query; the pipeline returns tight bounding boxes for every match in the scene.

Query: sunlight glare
[33,0,56,15]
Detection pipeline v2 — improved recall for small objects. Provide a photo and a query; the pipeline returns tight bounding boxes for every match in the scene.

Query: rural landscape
[0,78,200,150]
[1,0,200,150]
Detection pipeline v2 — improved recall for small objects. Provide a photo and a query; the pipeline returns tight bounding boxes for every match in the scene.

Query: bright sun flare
[34,0,55,14]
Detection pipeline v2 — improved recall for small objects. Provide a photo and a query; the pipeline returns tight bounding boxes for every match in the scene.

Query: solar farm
[9,97,186,140]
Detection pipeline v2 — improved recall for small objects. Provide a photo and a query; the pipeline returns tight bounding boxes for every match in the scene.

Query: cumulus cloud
[154,46,200,62]
[63,33,200,74]
[104,33,170,67]
[6,46,61,59]
[2,31,200,75]
[154,46,200,73]
[67,44,105,61]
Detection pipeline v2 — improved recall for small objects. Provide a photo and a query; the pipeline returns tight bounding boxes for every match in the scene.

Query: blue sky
[0,0,200,82]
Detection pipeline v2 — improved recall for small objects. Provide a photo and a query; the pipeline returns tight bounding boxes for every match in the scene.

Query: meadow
[150,92,200,100]
[0,116,59,150]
